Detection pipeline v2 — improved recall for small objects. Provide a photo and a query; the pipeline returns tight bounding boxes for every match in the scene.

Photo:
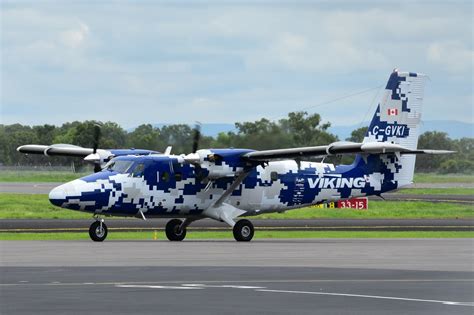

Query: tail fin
[362,69,427,187]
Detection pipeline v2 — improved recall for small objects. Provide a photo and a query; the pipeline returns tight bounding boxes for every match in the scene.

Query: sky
[1,0,473,129]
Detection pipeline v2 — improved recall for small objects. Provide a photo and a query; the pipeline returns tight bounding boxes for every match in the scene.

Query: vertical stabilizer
[362,69,427,187]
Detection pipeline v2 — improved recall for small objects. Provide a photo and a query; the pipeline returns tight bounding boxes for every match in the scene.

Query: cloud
[1,2,472,127]
[249,32,390,72]
[59,21,89,48]
[427,41,474,73]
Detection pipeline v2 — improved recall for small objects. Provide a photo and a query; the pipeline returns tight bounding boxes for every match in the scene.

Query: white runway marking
[115,283,473,307]
[182,284,266,289]
[256,289,474,307]
[116,284,203,290]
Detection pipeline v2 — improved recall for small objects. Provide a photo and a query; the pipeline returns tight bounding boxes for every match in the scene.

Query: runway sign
[312,198,368,210]
[337,198,368,210]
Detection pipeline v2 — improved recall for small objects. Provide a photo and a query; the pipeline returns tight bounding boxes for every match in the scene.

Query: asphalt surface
[1,218,472,232]
[1,239,473,314]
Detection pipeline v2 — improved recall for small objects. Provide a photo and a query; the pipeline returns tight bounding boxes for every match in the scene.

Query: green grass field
[255,201,473,219]
[0,230,472,240]
[0,193,472,219]
[0,194,91,219]
[397,188,474,195]
[413,173,474,184]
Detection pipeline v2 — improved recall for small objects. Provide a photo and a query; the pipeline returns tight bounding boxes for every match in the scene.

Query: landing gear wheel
[166,219,186,241]
[233,219,254,242]
[89,221,108,242]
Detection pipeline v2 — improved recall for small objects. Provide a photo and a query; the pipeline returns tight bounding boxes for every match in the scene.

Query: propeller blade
[192,123,201,153]
[94,163,102,173]
[92,123,101,154]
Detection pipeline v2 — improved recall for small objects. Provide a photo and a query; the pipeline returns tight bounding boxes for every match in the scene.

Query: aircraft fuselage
[49,153,396,218]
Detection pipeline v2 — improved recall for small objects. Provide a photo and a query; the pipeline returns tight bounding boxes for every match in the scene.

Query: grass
[413,173,474,184]
[0,193,472,219]
[397,188,474,195]
[0,230,472,240]
[254,201,474,219]
[0,171,89,182]
[0,194,91,219]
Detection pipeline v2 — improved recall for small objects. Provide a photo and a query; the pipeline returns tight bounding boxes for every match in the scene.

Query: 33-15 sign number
[337,198,368,210]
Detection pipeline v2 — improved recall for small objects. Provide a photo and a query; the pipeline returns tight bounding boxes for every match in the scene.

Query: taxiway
[1,239,473,314]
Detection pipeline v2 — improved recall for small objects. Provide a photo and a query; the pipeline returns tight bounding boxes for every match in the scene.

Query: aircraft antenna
[357,84,383,130]
[269,84,383,121]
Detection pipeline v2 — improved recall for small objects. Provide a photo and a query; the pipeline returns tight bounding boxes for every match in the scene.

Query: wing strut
[203,170,252,227]
[213,170,251,207]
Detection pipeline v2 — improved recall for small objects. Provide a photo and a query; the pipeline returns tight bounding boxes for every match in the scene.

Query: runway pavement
[1,218,473,232]
[1,239,473,314]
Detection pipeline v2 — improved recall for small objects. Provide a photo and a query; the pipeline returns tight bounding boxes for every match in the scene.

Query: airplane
[17,69,453,242]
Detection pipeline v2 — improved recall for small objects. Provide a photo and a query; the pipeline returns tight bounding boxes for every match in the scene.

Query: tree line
[1,111,472,173]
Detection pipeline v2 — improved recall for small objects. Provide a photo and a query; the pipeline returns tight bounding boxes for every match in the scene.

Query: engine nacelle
[182,148,255,179]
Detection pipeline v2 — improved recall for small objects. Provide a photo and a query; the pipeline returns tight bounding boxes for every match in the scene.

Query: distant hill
[131,120,472,140]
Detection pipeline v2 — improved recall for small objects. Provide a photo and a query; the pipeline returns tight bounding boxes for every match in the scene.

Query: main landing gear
[89,219,108,242]
[164,218,255,242]
[232,219,254,242]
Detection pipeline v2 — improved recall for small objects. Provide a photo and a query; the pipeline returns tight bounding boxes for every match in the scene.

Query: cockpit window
[130,163,145,178]
[103,160,134,174]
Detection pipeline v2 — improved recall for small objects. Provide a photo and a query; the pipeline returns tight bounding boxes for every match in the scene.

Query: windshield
[103,160,134,173]
[130,163,145,177]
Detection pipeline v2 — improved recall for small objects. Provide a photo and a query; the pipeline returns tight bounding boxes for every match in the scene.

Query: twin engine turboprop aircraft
[17,70,452,242]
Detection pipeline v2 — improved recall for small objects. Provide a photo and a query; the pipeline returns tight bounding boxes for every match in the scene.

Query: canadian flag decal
[387,108,398,116]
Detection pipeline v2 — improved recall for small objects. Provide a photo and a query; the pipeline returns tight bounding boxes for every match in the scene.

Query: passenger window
[131,163,145,178]
[175,172,182,181]
[270,171,278,181]
[161,171,170,182]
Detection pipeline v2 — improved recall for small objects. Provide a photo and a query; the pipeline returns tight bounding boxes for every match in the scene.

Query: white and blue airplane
[17,70,452,242]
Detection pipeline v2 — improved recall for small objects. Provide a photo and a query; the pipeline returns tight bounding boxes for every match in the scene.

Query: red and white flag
[387,108,398,116]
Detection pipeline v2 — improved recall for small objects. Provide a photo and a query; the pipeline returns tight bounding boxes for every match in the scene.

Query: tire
[233,219,254,242]
[165,219,186,241]
[89,221,108,242]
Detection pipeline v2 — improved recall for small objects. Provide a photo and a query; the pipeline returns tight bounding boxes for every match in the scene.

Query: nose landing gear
[89,219,108,242]
[165,219,187,241]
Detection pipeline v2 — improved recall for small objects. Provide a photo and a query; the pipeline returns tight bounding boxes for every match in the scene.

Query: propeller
[92,123,102,173]
[192,123,201,153]
[188,123,206,179]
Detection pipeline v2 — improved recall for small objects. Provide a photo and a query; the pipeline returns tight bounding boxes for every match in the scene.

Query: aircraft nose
[49,185,67,207]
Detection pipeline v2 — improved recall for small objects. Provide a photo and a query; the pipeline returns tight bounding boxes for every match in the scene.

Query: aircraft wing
[17,144,94,157]
[242,141,455,161]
